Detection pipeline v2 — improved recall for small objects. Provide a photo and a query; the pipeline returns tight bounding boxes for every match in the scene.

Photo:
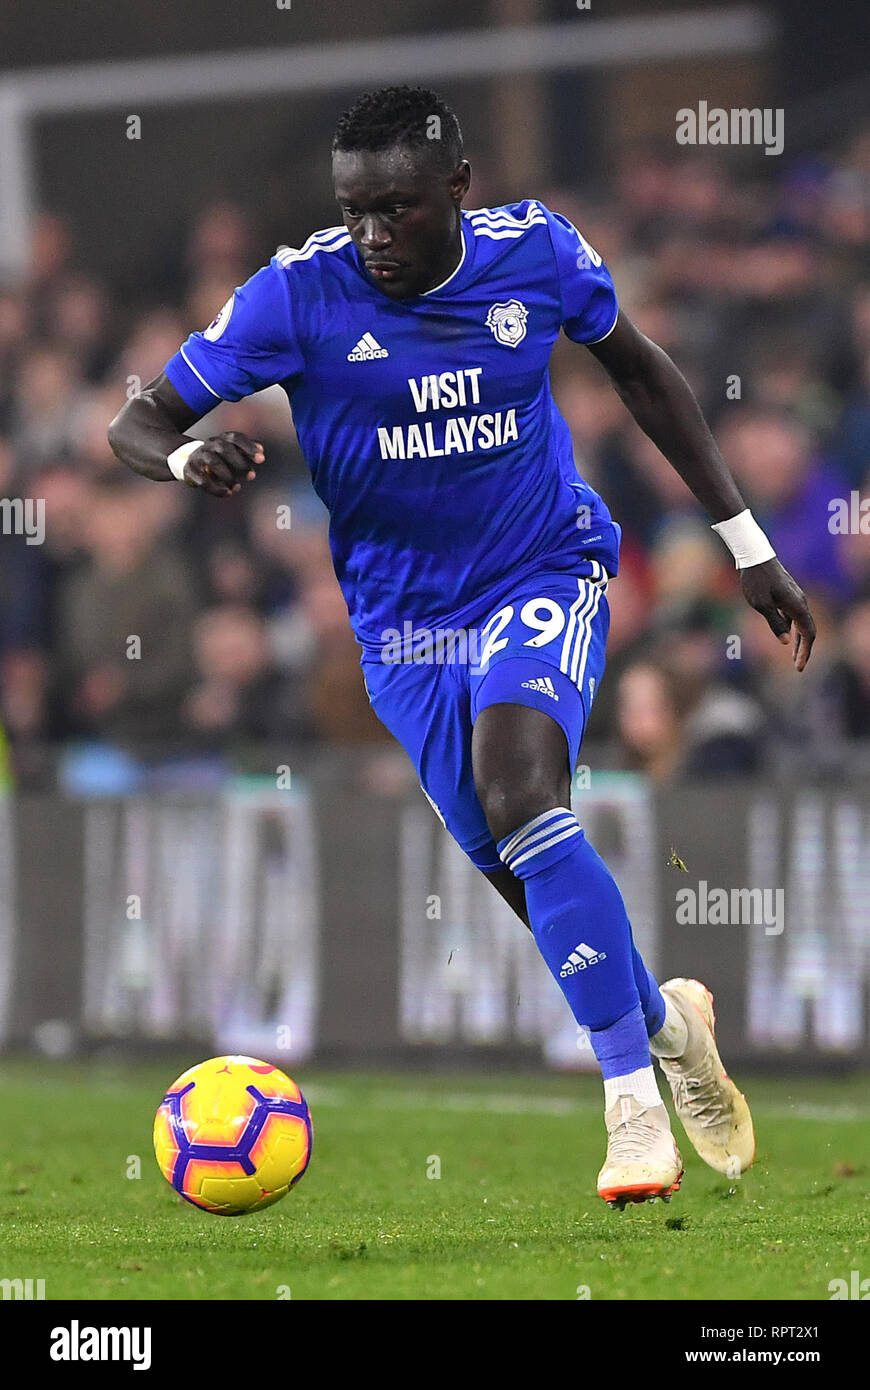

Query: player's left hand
[740,557,816,671]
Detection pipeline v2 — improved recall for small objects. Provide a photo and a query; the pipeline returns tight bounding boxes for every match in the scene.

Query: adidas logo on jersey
[521,676,559,700]
[560,942,606,977]
[348,333,389,362]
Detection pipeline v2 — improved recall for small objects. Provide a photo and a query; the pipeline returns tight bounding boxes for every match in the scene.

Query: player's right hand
[182,432,265,497]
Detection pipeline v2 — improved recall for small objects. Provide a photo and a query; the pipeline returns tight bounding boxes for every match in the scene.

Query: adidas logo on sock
[521,676,558,700]
[347,332,389,361]
[559,942,606,977]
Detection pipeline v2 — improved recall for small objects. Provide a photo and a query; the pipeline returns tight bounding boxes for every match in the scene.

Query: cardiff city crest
[485,299,528,348]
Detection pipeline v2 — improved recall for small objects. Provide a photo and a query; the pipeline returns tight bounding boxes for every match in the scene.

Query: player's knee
[477,772,563,848]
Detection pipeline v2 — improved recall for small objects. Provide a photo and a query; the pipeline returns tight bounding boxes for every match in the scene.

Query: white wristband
[711,508,776,569]
[166,439,202,483]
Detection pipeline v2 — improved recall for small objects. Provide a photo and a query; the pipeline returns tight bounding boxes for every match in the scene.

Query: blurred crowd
[1,127,869,792]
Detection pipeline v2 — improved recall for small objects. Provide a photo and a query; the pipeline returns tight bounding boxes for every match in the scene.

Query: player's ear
[448,160,471,204]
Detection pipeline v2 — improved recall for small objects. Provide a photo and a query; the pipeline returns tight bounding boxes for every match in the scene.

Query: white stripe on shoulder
[473,222,547,240]
[469,205,548,240]
[469,212,546,228]
[468,202,545,227]
[276,227,351,265]
[281,226,349,250]
[470,214,548,228]
[276,227,347,257]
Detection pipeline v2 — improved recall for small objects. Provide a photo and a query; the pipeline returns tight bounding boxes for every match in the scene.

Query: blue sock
[498,807,663,1079]
[633,952,666,1038]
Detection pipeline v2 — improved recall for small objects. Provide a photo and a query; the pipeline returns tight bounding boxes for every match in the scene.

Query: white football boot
[597,1094,683,1210]
[656,978,755,1177]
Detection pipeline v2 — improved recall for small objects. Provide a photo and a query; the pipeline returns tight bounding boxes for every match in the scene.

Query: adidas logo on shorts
[521,676,559,700]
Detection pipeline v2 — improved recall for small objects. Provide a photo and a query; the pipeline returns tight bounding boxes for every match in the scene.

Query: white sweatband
[711,508,776,569]
[166,439,202,482]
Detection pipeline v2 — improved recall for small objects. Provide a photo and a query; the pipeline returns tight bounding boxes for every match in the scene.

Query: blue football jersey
[164,200,622,655]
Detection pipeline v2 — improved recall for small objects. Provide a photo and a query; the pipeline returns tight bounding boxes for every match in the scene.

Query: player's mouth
[365,260,406,282]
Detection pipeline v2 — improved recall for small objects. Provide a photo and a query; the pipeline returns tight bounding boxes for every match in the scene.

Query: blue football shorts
[361,560,611,874]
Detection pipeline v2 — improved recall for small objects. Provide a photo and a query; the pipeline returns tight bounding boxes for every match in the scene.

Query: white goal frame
[0,7,774,280]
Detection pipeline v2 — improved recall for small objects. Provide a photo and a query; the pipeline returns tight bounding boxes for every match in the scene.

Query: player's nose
[359,216,391,250]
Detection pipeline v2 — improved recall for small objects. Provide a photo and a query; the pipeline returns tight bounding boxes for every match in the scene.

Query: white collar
[421,221,467,296]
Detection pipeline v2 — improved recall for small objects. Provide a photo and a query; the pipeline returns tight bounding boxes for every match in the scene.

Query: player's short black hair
[332,85,463,173]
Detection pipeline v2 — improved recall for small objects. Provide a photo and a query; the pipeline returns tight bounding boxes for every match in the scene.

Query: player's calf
[474,703,683,1209]
[494,801,682,1207]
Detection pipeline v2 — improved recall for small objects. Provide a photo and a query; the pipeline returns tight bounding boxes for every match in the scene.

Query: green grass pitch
[0,1062,866,1301]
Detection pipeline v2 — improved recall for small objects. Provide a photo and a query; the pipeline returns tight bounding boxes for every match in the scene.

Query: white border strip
[0,9,776,281]
[3,11,775,111]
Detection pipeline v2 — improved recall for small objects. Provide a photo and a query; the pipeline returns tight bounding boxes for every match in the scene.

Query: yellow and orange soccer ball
[153,1055,312,1216]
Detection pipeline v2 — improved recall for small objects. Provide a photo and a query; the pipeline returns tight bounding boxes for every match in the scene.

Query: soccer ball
[153,1055,312,1216]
